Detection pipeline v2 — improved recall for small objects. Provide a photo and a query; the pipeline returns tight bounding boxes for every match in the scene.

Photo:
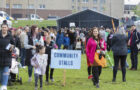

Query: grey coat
[111,34,128,55]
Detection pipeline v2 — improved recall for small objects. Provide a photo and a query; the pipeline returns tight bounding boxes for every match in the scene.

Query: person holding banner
[86,27,107,88]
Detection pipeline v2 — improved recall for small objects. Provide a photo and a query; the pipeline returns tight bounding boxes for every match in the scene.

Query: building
[71,0,124,19]
[124,4,136,17]
[0,0,124,19]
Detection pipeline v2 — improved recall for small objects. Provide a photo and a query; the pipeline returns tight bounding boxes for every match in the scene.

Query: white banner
[50,49,81,69]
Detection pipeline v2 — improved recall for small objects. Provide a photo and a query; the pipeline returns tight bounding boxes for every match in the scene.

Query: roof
[57,9,118,21]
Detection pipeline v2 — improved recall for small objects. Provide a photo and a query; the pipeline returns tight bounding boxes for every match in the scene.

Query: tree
[133,5,140,16]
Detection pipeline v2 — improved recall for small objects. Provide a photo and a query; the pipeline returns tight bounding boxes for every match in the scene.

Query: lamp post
[110,0,111,16]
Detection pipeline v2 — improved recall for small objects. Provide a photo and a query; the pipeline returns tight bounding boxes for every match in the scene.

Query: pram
[8,47,22,85]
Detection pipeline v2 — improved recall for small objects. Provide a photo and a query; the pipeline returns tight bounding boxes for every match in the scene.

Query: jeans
[20,48,26,66]
[28,65,33,77]
[130,50,138,69]
[34,73,43,88]
[0,66,10,86]
[113,55,127,80]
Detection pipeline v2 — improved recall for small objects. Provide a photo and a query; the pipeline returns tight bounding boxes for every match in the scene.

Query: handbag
[136,32,140,50]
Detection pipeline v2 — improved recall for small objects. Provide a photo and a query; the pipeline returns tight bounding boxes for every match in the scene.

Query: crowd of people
[0,20,139,90]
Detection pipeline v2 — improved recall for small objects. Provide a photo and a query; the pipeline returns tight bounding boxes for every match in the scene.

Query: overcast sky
[125,0,140,5]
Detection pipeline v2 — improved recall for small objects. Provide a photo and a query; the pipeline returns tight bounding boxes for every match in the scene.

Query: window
[78,0,80,2]
[72,6,75,9]
[83,0,88,3]
[6,4,10,8]
[39,4,45,9]
[0,14,3,17]
[128,11,130,14]
[78,7,80,10]
[93,0,97,4]
[28,4,34,9]
[13,4,22,9]
[100,6,105,12]
[100,0,105,4]
[93,7,97,11]
[82,7,88,10]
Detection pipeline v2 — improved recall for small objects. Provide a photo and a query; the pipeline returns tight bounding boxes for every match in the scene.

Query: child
[45,36,55,84]
[75,38,82,50]
[63,33,70,49]
[31,45,48,90]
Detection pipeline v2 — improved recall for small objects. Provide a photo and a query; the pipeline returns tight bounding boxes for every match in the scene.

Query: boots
[112,78,116,82]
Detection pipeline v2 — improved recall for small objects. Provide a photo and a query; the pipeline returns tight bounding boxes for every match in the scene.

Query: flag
[112,19,116,32]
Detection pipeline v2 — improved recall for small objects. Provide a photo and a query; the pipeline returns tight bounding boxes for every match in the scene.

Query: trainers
[88,75,93,79]
[40,87,42,90]
[0,86,7,90]
[22,66,26,69]
[45,81,49,85]
[35,86,38,90]
[96,83,100,88]
[50,78,54,82]
[28,77,32,82]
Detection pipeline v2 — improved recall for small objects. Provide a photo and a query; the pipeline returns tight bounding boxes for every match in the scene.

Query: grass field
[8,53,140,90]
[8,20,140,90]
[12,20,57,28]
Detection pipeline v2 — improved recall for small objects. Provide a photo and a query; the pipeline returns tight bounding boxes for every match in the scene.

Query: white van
[0,11,12,29]
[0,11,14,20]
[30,14,44,20]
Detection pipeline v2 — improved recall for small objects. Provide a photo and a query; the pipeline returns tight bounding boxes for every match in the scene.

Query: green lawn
[8,53,140,90]
[12,20,57,28]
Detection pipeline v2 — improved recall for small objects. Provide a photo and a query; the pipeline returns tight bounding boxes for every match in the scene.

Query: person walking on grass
[86,27,107,88]
[31,45,48,90]
[0,23,15,90]
[85,29,93,79]
[19,26,30,68]
[111,28,128,82]
[24,25,44,82]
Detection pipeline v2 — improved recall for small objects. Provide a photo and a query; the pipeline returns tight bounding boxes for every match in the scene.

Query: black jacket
[13,36,21,49]
[130,29,140,51]
[0,31,15,67]
[111,34,128,56]
[45,41,54,59]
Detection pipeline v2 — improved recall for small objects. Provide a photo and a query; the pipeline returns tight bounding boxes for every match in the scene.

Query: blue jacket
[63,36,70,46]
[130,29,140,51]
[56,33,64,46]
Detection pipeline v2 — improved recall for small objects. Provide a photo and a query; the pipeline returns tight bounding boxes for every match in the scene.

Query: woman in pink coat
[86,27,107,88]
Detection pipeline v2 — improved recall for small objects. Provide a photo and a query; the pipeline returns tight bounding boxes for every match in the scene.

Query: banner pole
[63,69,66,86]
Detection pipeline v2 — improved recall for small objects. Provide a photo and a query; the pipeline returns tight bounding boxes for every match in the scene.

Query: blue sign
[50,49,81,69]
